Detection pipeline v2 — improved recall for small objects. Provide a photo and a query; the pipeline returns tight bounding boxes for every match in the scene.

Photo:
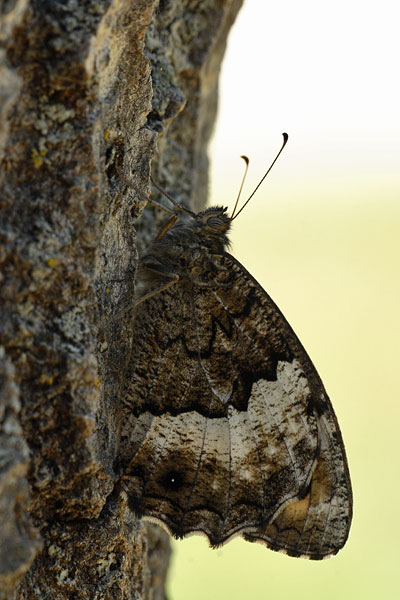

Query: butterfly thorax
[141,206,232,276]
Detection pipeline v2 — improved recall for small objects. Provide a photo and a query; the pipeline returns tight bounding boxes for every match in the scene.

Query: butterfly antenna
[230,155,249,219]
[231,133,288,221]
[150,176,196,218]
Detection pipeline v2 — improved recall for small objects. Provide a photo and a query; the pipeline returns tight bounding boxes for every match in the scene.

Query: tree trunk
[0,0,243,598]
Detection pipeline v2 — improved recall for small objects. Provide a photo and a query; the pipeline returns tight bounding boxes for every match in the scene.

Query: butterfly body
[119,199,352,559]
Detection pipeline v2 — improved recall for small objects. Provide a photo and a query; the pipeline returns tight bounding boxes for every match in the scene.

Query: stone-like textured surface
[0,350,42,600]
[16,493,172,600]
[0,0,243,597]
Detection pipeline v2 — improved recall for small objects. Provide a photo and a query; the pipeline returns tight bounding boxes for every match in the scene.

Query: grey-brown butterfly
[118,134,352,559]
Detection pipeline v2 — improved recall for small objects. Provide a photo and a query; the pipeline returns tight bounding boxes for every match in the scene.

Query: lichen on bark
[0,0,243,598]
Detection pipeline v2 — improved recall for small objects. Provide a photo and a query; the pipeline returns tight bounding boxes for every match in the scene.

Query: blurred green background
[166,1,400,598]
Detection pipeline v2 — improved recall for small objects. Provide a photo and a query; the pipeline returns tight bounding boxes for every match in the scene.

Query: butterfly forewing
[120,208,352,559]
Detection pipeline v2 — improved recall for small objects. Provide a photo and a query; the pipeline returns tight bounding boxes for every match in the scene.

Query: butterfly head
[195,206,232,245]
[196,206,231,230]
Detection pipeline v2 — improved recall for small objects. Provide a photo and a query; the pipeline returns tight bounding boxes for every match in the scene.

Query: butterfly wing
[120,252,352,559]
[219,255,353,558]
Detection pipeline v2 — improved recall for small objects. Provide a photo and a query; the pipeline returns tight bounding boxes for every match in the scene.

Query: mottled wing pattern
[120,253,352,559]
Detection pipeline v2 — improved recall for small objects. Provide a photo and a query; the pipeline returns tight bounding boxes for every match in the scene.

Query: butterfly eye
[207,216,224,230]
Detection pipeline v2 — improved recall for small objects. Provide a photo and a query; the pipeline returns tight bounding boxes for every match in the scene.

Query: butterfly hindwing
[120,241,352,559]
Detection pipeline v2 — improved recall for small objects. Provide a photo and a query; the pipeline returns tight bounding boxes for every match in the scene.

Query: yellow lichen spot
[94,377,101,388]
[47,258,59,267]
[106,287,110,294]
[40,374,54,385]
[104,129,110,142]
[32,148,44,168]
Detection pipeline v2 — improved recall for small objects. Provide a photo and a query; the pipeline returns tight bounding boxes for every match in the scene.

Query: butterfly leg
[155,214,178,240]
[112,267,179,321]
[117,165,177,216]
[133,268,179,307]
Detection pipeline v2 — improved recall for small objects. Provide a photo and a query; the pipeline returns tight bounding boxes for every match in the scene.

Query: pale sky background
[168,1,400,599]
[209,0,399,210]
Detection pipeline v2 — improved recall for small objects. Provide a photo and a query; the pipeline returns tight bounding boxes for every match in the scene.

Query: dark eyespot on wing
[160,470,185,490]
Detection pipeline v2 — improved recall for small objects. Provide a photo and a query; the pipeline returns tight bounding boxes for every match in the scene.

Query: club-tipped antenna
[230,156,249,219]
[231,133,288,221]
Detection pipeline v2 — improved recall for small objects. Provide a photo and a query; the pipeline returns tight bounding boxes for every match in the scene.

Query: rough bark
[0,0,243,598]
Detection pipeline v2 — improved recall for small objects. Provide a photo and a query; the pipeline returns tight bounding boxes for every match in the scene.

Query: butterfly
[117,134,352,559]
